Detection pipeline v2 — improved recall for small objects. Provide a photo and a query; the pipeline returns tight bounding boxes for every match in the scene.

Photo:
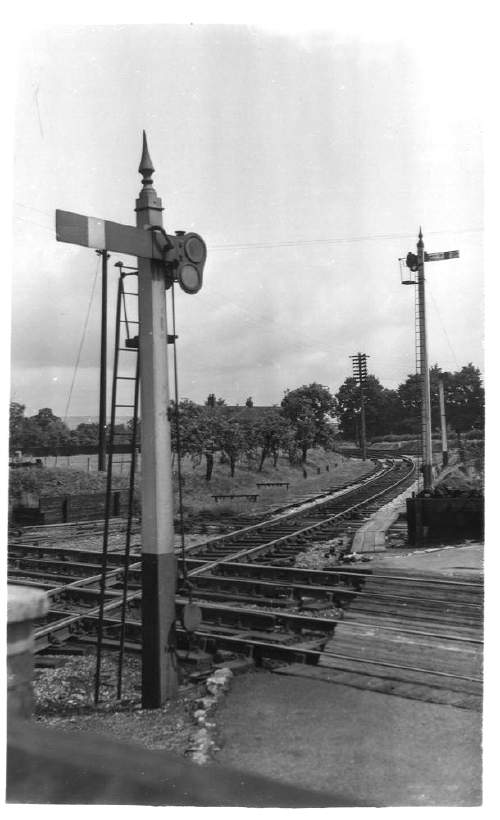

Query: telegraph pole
[135,133,178,705]
[96,249,110,472]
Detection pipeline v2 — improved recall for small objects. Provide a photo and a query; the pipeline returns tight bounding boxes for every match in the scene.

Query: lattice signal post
[402,230,458,490]
[55,133,207,706]
[350,353,369,460]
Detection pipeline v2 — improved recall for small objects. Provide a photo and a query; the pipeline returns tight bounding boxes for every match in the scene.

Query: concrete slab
[216,668,482,806]
[351,481,418,553]
[368,541,484,579]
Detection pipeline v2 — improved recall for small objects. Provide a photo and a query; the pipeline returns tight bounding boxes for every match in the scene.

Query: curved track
[8,456,483,709]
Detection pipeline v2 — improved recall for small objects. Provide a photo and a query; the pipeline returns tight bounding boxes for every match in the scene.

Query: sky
[8,8,485,420]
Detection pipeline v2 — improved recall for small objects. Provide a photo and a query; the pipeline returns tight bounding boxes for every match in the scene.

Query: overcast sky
[10,13,484,419]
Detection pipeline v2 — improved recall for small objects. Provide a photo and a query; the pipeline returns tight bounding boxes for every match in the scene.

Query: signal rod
[96,249,110,472]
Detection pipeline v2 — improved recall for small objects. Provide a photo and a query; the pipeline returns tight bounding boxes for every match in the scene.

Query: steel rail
[193,629,483,684]
[185,559,484,592]
[186,568,483,610]
[8,461,384,549]
[171,598,483,645]
[73,618,483,687]
[9,547,483,594]
[181,461,398,557]
[36,587,483,655]
[187,461,417,577]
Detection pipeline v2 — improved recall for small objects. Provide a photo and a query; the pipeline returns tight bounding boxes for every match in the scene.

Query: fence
[38,453,142,474]
[11,489,135,526]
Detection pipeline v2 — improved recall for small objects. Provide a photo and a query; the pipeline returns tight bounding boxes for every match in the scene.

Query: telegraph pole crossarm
[350,352,369,461]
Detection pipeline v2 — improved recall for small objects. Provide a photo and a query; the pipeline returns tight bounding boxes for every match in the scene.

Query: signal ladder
[95,262,141,703]
[414,284,425,488]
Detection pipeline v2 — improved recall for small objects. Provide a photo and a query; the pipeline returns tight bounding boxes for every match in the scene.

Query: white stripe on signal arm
[88,217,107,249]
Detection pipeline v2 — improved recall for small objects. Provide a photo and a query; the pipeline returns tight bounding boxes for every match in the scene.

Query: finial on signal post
[139,130,155,186]
[136,132,162,216]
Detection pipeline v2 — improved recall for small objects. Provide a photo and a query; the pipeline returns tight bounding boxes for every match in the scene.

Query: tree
[334,377,361,440]
[71,422,99,449]
[21,408,72,453]
[245,397,254,408]
[218,417,248,477]
[335,375,406,440]
[9,402,26,454]
[397,364,484,442]
[444,364,484,439]
[253,409,293,470]
[397,365,443,433]
[281,383,336,462]
[199,409,224,481]
[170,400,203,458]
[205,393,226,407]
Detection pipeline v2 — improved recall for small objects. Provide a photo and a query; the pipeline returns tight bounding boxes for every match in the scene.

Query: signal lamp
[406,252,418,272]
[175,232,207,295]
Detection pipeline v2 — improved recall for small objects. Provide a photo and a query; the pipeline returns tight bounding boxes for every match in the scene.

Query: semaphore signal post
[55,132,207,707]
[402,229,459,491]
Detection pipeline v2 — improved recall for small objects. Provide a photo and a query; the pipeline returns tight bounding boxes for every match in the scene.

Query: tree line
[9,363,483,477]
[335,363,484,445]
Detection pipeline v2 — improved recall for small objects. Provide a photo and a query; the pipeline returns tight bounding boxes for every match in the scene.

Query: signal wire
[170,284,191,598]
[428,288,460,370]
[63,256,100,422]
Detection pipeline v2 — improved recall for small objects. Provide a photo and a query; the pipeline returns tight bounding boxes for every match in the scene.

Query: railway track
[8,457,484,710]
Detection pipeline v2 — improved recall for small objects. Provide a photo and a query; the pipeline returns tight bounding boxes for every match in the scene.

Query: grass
[171,449,375,523]
[8,466,131,504]
[9,448,376,523]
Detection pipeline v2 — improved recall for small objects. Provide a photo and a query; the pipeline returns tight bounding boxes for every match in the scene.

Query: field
[9,448,375,525]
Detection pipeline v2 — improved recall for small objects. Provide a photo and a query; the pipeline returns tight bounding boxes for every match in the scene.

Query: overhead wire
[209,226,483,252]
[63,256,100,422]
[14,203,483,251]
[428,288,461,370]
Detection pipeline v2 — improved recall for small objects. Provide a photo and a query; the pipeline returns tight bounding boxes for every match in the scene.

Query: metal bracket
[147,225,176,289]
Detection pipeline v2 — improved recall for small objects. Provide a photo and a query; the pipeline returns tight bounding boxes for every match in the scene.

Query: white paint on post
[137,256,175,556]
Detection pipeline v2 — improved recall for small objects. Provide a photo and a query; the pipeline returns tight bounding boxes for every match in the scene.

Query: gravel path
[215,668,482,806]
